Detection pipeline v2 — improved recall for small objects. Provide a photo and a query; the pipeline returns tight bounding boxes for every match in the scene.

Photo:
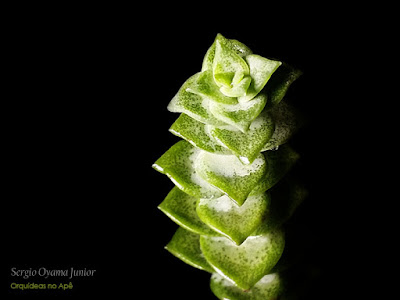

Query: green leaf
[261,100,302,151]
[210,110,275,164]
[264,63,303,109]
[213,35,250,95]
[195,152,267,206]
[210,272,283,300]
[165,227,214,273]
[208,92,268,132]
[158,187,219,236]
[186,70,237,104]
[197,192,270,245]
[239,54,282,103]
[202,33,252,72]
[167,73,226,126]
[251,144,300,195]
[220,76,252,98]
[152,141,223,199]
[200,227,285,290]
[169,113,231,155]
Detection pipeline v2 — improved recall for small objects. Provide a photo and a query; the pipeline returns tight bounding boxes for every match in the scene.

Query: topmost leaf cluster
[168,33,302,165]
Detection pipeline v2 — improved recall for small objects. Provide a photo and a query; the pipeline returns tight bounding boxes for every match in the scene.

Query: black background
[4,4,389,299]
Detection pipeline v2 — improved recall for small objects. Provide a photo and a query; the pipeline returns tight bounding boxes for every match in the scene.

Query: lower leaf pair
[166,226,285,293]
[159,187,269,245]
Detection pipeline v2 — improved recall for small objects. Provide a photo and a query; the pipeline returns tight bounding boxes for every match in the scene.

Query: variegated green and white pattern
[153,33,304,299]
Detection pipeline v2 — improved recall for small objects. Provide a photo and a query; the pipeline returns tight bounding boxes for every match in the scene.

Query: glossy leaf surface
[166,227,214,273]
[239,55,282,103]
[251,145,300,195]
[210,272,283,300]
[209,92,268,132]
[169,113,231,154]
[197,192,270,245]
[167,73,226,126]
[153,141,223,199]
[200,227,285,290]
[159,187,218,236]
[210,110,275,164]
[195,151,267,205]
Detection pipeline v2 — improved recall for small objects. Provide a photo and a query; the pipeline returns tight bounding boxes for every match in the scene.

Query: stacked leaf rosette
[153,34,306,300]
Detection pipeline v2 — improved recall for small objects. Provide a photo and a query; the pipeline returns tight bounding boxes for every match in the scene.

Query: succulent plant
[153,33,305,299]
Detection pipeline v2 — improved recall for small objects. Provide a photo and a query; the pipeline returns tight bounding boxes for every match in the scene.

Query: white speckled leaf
[210,272,283,300]
[165,227,214,273]
[158,187,219,236]
[210,110,275,164]
[202,34,253,72]
[251,145,300,195]
[197,193,270,245]
[208,92,268,132]
[261,100,301,151]
[167,73,226,126]
[186,70,237,104]
[213,35,250,96]
[200,227,285,290]
[195,151,267,206]
[220,76,252,98]
[169,113,231,155]
[152,141,223,199]
[239,55,282,103]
